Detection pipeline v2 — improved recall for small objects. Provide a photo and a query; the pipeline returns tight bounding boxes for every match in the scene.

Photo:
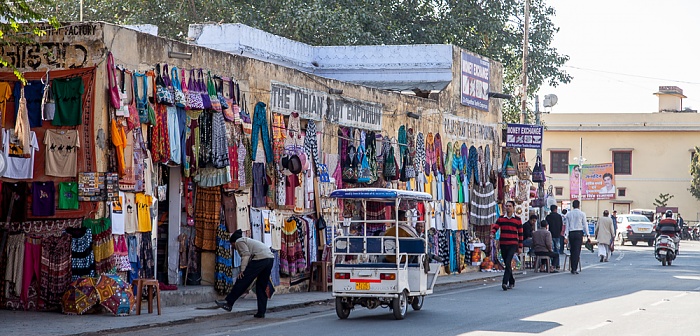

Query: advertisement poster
[460,52,490,111]
[569,163,616,200]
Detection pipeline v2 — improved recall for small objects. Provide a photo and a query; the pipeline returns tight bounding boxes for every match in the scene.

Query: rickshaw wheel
[411,296,424,311]
[335,297,351,319]
[392,291,408,320]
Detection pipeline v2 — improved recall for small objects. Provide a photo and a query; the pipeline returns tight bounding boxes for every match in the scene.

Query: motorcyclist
[656,210,680,253]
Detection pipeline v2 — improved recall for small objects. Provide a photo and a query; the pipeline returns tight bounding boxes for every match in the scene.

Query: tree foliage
[653,193,674,208]
[38,0,571,119]
[1,0,59,81]
[689,147,700,201]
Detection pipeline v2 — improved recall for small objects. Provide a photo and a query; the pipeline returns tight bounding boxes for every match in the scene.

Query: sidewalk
[0,269,520,336]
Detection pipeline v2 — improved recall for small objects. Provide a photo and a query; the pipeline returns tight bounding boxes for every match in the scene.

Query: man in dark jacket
[546,205,564,254]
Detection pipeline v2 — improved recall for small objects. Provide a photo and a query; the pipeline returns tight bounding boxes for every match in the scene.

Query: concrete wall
[540,112,700,221]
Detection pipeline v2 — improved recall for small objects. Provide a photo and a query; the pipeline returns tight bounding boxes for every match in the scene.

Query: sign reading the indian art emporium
[326,96,383,131]
[460,52,490,111]
[443,114,497,142]
[270,81,326,121]
[505,123,543,149]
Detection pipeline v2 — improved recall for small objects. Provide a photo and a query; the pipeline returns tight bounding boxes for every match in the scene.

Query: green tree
[653,193,674,208]
[39,0,571,115]
[689,147,700,201]
[0,0,59,81]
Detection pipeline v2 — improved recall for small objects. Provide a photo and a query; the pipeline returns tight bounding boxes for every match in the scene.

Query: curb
[78,272,521,335]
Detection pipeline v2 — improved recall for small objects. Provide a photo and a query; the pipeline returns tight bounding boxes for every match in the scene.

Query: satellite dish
[543,94,558,108]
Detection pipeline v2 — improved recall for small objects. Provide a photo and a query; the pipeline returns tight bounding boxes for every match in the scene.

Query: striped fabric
[492,215,523,248]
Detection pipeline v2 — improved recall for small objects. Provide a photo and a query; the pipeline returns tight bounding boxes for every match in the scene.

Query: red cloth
[492,215,524,248]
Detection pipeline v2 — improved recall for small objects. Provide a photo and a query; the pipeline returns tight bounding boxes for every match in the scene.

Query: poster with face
[569,163,616,200]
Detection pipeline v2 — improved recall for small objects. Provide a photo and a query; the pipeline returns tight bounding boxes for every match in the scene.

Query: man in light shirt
[564,200,589,274]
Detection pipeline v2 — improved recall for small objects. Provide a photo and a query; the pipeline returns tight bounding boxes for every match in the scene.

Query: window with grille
[613,151,632,175]
[550,151,569,174]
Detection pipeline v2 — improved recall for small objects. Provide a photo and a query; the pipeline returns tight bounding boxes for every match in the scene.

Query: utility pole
[535,95,543,229]
[519,0,530,124]
[578,137,583,203]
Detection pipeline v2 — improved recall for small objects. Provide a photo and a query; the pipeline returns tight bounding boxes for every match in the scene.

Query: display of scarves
[214,222,234,295]
[470,183,498,226]
[438,230,449,271]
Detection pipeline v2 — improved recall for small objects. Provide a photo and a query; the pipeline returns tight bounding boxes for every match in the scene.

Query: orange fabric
[111,119,127,176]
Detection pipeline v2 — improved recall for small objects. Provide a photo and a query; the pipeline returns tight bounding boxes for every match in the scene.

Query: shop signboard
[269,81,383,131]
[270,81,326,121]
[442,114,497,142]
[326,96,383,131]
[505,123,543,149]
[460,51,490,111]
[569,163,616,200]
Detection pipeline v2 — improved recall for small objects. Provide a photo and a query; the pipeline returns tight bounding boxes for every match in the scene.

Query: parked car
[616,214,656,246]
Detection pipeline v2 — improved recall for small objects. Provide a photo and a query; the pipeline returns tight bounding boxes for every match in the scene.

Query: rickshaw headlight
[380,273,396,280]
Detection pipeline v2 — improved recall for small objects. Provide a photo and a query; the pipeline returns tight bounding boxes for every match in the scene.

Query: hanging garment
[470,183,498,226]
[270,210,282,251]
[250,207,263,242]
[68,228,95,281]
[304,120,320,170]
[15,87,31,154]
[139,232,155,279]
[444,142,453,176]
[82,218,115,274]
[215,223,234,295]
[250,102,273,163]
[39,233,71,309]
[415,132,425,174]
[425,132,434,173]
[398,126,407,168]
[467,145,479,186]
[251,163,267,208]
[234,193,251,231]
[4,233,25,298]
[271,113,286,166]
[194,186,221,251]
[434,133,444,175]
[167,106,181,164]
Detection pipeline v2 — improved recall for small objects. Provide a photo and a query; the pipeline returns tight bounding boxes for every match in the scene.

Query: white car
[616,214,656,246]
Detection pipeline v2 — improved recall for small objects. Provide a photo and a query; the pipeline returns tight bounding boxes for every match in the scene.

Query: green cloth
[58,182,79,209]
[82,217,111,235]
[51,77,84,126]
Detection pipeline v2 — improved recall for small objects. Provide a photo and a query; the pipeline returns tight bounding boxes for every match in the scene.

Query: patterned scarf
[434,133,444,175]
[444,142,453,175]
[425,132,435,173]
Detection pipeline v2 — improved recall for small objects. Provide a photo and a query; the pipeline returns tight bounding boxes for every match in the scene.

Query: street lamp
[577,137,586,203]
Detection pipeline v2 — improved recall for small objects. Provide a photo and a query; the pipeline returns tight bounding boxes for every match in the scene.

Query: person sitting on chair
[532,220,560,272]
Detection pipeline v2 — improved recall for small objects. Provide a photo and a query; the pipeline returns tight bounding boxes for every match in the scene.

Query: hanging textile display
[469,183,498,226]
[81,218,115,274]
[39,233,72,310]
[214,222,234,295]
[194,186,221,251]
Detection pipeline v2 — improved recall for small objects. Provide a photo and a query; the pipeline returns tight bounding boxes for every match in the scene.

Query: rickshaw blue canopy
[329,188,433,201]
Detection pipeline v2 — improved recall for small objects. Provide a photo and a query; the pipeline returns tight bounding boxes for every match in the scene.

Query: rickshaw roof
[329,188,433,201]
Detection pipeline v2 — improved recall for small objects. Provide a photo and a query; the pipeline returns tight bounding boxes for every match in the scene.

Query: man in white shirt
[564,200,589,274]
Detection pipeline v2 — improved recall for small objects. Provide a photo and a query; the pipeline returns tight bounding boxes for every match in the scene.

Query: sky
[539,0,700,113]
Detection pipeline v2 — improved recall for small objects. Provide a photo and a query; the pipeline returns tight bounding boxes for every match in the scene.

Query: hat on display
[288,154,302,174]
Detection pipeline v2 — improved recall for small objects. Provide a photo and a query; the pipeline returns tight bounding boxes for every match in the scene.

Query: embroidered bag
[222,78,236,121]
[207,71,222,111]
[342,145,358,183]
[186,69,204,110]
[384,146,397,178]
[126,72,140,131]
[240,94,253,135]
[116,68,130,117]
[517,151,530,180]
[199,69,212,109]
[215,76,229,110]
[155,64,174,105]
[531,155,546,183]
[133,72,149,123]
[107,52,121,109]
[171,66,186,108]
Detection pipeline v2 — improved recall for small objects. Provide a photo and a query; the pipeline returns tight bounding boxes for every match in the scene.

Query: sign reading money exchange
[461,52,490,111]
[505,123,543,149]
[269,81,383,131]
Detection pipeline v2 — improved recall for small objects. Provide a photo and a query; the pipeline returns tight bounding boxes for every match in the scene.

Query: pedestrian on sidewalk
[560,209,568,254]
[215,229,275,318]
[564,200,589,274]
[533,220,560,272]
[490,200,523,291]
[546,205,564,255]
[596,210,615,262]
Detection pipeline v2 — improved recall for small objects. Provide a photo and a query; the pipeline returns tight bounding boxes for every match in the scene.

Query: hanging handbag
[215,76,229,110]
[107,52,121,109]
[186,69,204,110]
[342,145,358,183]
[199,69,213,109]
[517,152,530,180]
[504,152,516,177]
[155,64,174,105]
[222,78,236,121]
[384,146,397,178]
[133,72,149,124]
[240,94,252,135]
[171,66,186,108]
[207,71,222,111]
[126,72,140,131]
[532,155,546,183]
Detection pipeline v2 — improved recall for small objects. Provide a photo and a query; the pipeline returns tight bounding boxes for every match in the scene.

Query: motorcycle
[654,233,677,266]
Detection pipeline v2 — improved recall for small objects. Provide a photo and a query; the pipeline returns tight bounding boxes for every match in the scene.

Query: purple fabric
[32,181,55,216]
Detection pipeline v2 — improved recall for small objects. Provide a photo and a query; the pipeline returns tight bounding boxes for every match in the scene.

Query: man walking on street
[546,205,564,255]
[533,220,560,272]
[491,200,523,291]
[216,229,275,318]
[596,210,615,262]
[565,200,589,274]
[611,210,618,233]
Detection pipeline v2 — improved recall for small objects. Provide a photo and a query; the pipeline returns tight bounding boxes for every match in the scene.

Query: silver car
[616,214,656,246]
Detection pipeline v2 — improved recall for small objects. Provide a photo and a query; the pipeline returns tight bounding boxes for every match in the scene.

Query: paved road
[104,241,700,336]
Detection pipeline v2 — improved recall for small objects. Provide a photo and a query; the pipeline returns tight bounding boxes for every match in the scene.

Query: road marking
[622,309,642,316]
[650,299,669,306]
[674,292,688,298]
[694,286,700,291]
[588,321,612,330]
[615,252,625,261]
[204,311,337,335]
